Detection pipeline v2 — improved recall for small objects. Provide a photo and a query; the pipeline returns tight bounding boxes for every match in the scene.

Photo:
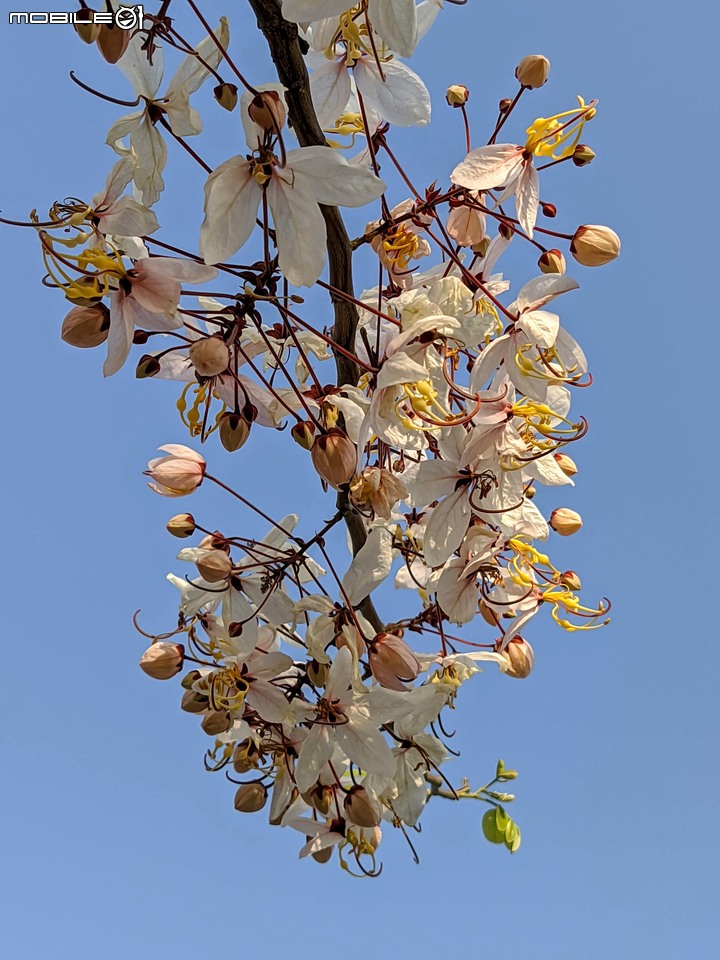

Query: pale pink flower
[145,444,206,497]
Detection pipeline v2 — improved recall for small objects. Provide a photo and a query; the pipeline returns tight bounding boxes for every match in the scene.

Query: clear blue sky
[1,1,718,957]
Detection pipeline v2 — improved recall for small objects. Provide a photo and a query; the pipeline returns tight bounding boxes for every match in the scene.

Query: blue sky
[0,1,718,957]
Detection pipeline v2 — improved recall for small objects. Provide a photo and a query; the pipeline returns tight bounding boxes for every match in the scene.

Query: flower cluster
[6,0,619,873]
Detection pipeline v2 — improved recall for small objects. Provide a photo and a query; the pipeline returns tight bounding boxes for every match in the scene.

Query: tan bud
[538,249,566,275]
[553,452,578,477]
[166,513,196,538]
[74,10,101,44]
[233,782,268,813]
[97,24,131,64]
[188,336,230,377]
[201,709,232,736]
[139,642,185,680]
[500,636,535,679]
[558,569,582,590]
[549,507,583,536]
[445,84,469,107]
[515,55,551,89]
[233,739,262,774]
[196,549,233,583]
[181,669,202,690]
[307,660,329,688]
[343,786,382,828]
[479,601,498,627]
[61,303,110,348]
[524,482,536,499]
[291,420,316,450]
[248,90,286,132]
[218,413,251,452]
[302,784,334,817]
[570,224,621,267]
[135,354,161,378]
[180,689,209,714]
[310,429,356,489]
[311,844,334,864]
[368,633,421,691]
[572,144,596,167]
[213,82,239,112]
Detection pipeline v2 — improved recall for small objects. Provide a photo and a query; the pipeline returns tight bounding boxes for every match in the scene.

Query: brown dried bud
[558,570,582,590]
[343,786,382,828]
[541,202,557,218]
[553,452,578,477]
[180,689,209,714]
[291,420,316,450]
[218,412,251,452]
[233,739,262,774]
[233,782,268,813]
[61,303,110,348]
[201,710,233,736]
[350,466,408,519]
[181,669,201,690]
[248,90,286,132]
[515,55,551,89]
[135,355,161,378]
[214,82,239,112]
[196,549,233,582]
[97,24,131,64]
[538,249,566,275]
[572,144,596,167]
[549,507,583,536]
[445,84,469,107]
[166,513,196,538]
[188,336,230,377]
[310,429,356,489]
[570,224,621,267]
[139,642,185,680]
[498,98,513,113]
[499,636,535,679]
[368,633,421,691]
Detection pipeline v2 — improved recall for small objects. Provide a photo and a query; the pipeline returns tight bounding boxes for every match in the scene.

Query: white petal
[518,309,560,349]
[368,0,418,57]
[117,30,163,99]
[423,489,471,567]
[267,176,327,287]
[166,18,229,97]
[515,162,539,238]
[130,116,167,206]
[309,60,352,130]
[342,525,394,605]
[200,157,260,265]
[99,196,159,237]
[354,58,430,127]
[451,144,525,192]
[285,145,386,207]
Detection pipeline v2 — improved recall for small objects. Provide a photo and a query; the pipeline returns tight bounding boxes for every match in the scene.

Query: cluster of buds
[6,2,619,873]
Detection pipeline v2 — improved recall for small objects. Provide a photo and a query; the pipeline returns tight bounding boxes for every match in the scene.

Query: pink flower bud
[538,249,566,275]
[343,786,382,827]
[550,507,583,536]
[515,55,551,89]
[446,84,469,107]
[499,636,534,679]
[553,452,578,477]
[310,429,356,489]
[214,82,239,112]
[368,633,421,691]
[61,304,110,348]
[196,549,233,583]
[248,90,286,132]
[570,224,621,267]
[145,445,206,497]
[188,336,230,377]
[166,513,196,538]
[558,570,582,590]
[139,642,185,680]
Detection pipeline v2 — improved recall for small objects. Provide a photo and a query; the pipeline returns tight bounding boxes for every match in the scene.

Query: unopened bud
[233,739,262,774]
[541,202,557,218]
[61,303,110,348]
[233,782,268,813]
[572,144,596,167]
[166,513,196,538]
[196,549,233,582]
[291,420,316,450]
[498,97,513,113]
[307,659,329,688]
[515,54,551,89]
[550,507,583,536]
[180,689,209,714]
[553,452,578,477]
[343,786,382,828]
[135,354,161,378]
[524,482,536,499]
[214,82,239,112]
[139,642,184,680]
[479,601,498,627]
[499,636,534,679]
[201,709,232,736]
[188,336,229,377]
[445,84,469,107]
[570,224,621,267]
[302,784,334,817]
[248,90,286,132]
[311,844,334,864]
[368,633,421,691]
[558,570,582,590]
[310,429,356,489]
[74,9,100,44]
[218,412,251,452]
[97,24,131,64]
[538,249,566,274]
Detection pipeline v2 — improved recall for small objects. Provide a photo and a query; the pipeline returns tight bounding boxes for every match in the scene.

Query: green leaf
[481,808,505,844]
